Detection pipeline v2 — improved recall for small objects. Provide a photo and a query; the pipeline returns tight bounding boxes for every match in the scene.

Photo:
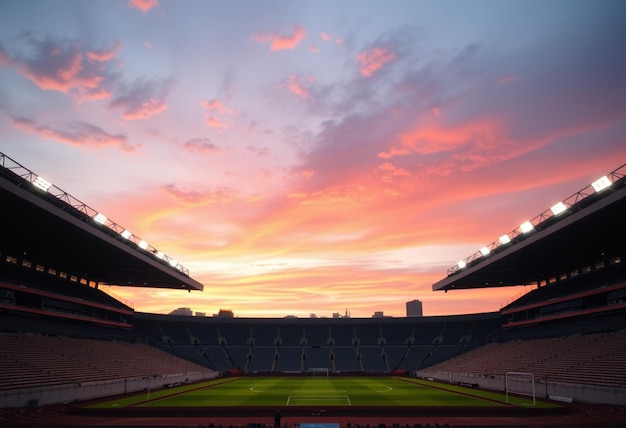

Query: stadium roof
[0,152,203,291]
[433,164,626,292]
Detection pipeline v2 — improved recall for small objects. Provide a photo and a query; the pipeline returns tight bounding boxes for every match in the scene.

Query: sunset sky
[1,1,625,318]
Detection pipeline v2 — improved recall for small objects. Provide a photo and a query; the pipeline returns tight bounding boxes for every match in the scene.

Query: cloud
[281,74,314,99]
[129,0,159,13]
[0,46,9,65]
[86,40,122,62]
[321,32,342,44]
[496,75,520,84]
[253,25,306,51]
[10,116,136,152]
[182,138,221,154]
[109,77,173,120]
[161,183,233,206]
[1,35,120,103]
[357,46,396,77]
[201,98,234,129]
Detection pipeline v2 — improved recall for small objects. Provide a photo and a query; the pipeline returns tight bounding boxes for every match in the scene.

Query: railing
[0,151,190,277]
[447,163,626,277]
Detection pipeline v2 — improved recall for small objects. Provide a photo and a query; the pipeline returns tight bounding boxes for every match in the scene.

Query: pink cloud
[11,116,136,152]
[281,74,314,99]
[86,40,122,62]
[497,75,520,84]
[4,36,119,102]
[254,25,306,51]
[183,138,221,154]
[109,78,173,120]
[201,98,234,129]
[320,32,342,44]
[129,0,159,13]
[204,115,229,129]
[0,46,10,65]
[161,183,233,206]
[201,99,223,111]
[19,46,100,92]
[357,47,396,77]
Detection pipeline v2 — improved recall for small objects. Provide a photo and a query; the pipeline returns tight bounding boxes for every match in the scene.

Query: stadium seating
[421,330,626,387]
[131,313,502,374]
[0,332,214,391]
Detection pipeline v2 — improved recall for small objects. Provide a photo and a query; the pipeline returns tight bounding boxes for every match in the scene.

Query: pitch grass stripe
[397,377,559,408]
[84,377,241,409]
[84,376,563,409]
[287,395,351,405]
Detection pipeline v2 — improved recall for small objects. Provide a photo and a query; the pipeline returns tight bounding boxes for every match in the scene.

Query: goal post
[307,367,329,377]
[505,371,535,405]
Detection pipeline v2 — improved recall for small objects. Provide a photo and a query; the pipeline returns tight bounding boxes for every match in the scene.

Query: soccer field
[87,376,557,409]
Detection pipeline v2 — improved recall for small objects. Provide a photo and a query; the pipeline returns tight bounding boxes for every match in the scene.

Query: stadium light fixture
[551,201,567,216]
[138,240,148,250]
[121,229,132,239]
[499,234,511,245]
[520,221,534,233]
[480,246,491,256]
[168,258,178,267]
[155,251,165,259]
[32,176,52,192]
[591,175,611,192]
[457,260,466,269]
[93,213,107,225]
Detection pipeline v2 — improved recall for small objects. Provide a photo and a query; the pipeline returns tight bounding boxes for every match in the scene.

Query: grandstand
[0,151,625,426]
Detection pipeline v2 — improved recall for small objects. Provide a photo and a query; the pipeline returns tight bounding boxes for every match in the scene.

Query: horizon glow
[1,0,625,318]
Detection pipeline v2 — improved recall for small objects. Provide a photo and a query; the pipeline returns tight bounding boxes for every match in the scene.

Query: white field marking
[291,389,347,393]
[250,387,264,392]
[376,386,393,392]
[286,395,351,406]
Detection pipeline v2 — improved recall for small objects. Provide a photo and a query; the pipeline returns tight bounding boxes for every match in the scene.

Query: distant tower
[406,299,423,317]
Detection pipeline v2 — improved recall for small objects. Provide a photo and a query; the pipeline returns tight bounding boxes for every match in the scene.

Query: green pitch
[86,377,559,409]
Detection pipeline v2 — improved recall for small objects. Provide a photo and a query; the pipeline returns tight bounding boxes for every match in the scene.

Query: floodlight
[93,213,107,225]
[168,258,178,267]
[520,221,534,233]
[551,201,567,216]
[457,260,466,269]
[138,240,148,250]
[33,176,52,192]
[499,234,511,245]
[155,251,165,259]
[480,246,490,256]
[121,229,132,239]
[591,176,611,192]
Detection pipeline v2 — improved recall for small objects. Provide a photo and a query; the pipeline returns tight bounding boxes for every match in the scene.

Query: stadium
[0,151,625,427]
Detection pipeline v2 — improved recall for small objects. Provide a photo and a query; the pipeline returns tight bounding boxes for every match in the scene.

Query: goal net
[307,367,329,377]
[505,371,536,405]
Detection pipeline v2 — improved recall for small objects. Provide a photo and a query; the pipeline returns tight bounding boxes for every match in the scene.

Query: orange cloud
[379,119,506,159]
[129,0,159,13]
[357,47,395,77]
[254,25,306,51]
[161,184,233,206]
